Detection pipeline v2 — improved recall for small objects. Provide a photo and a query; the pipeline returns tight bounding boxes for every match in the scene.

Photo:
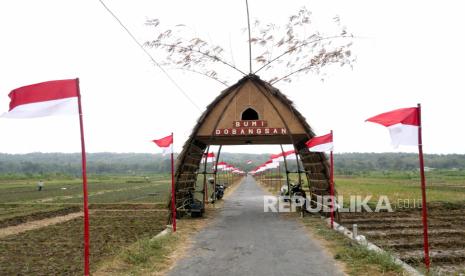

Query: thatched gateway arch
[174,74,332,216]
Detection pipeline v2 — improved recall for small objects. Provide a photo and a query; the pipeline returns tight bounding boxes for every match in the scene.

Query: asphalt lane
[168,175,344,276]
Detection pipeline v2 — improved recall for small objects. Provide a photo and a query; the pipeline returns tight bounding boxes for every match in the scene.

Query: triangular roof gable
[194,75,315,145]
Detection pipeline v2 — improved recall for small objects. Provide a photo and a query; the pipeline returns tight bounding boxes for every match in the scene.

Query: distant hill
[0,152,464,176]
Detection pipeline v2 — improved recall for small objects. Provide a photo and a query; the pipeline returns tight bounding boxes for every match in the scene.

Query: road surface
[169,175,344,276]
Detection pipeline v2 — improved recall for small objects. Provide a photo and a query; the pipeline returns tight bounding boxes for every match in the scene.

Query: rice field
[0,174,171,274]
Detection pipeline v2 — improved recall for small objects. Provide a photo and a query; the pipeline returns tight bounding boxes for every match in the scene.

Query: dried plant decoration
[144,7,354,86]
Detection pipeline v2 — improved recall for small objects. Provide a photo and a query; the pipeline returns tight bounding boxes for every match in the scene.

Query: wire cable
[97,0,201,111]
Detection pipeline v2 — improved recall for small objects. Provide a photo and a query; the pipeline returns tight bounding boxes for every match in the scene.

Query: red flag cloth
[366,107,419,147]
[202,152,215,163]
[365,107,419,127]
[152,134,173,155]
[204,152,215,158]
[2,79,79,118]
[216,162,228,169]
[306,132,334,152]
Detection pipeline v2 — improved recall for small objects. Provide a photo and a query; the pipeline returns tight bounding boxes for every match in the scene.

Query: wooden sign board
[215,120,287,136]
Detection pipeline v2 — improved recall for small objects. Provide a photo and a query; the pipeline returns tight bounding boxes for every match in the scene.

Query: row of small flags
[1,78,430,271]
[249,133,334,175]
[216,161,245,174]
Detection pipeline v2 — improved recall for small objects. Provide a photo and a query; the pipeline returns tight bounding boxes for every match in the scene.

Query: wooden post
[417,103,430,270]
[202,146,210,204]
[280,145,291,201]
[170,133,176,232]
[213,145,222,202]
[329,130,335,229]
[76,78,90,276]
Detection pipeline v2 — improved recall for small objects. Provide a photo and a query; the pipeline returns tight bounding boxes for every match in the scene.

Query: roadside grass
[94,213,214,276]
[301,215,404,276]
[122,234,179,269]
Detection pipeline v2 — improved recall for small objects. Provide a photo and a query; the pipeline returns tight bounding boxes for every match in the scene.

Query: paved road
[169,176,343,276]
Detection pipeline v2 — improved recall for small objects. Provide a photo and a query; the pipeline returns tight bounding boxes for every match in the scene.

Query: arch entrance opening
[173,75,332,219]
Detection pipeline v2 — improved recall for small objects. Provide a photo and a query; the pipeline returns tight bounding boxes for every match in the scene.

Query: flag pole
[171,132,176,232]
[329,130,335,229]
[417,103,430,270]
[76,78,90,276]
[202,146,210,204]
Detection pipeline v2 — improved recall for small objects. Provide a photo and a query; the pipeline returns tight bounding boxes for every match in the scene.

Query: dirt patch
[0,211,83,239]
[0,206,80,229]
[0,209,168,275]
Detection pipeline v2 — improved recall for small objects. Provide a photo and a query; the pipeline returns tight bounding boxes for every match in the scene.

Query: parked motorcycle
[214,184,225,200]
[208,177,226,201]
[280,182,307,206]
[177,188,205,218]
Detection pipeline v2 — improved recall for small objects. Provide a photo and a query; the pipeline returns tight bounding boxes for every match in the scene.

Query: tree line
[0,152,463,177]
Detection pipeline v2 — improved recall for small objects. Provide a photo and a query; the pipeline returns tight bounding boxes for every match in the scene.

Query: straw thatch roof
[172,74,332,216]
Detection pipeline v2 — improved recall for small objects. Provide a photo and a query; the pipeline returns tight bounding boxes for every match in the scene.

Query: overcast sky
[0,0,464,155]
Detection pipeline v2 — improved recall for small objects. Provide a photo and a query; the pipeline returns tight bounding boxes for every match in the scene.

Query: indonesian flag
[366,107,419,147]
[283,150,297,160]
[246,160,252,164]
[2,79,79,118]
[270,150,296,162]
[152,134,173,155]
[202,152,215,163]
[216,161,227,170]
[265,161,279,169]
[306,132,334,152]
[270,153,284,162]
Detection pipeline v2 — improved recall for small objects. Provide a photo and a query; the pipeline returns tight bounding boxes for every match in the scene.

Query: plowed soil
[340,203,465,274]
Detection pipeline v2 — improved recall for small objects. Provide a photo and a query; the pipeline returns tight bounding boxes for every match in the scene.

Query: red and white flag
[265,161,279,169]
[202,152,215,163]
[366,107,419,147]
[246,160,252,165]
[306,132,334,152]
[270,150,296,162]
[1,79,79,118]
[216,161,228,170]
[152,134,173,156]
[270,153,284,162]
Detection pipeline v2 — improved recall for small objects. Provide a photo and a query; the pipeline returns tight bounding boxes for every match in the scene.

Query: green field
[0,174,171,224]
[334,171,465,206]
[264,170,465,207]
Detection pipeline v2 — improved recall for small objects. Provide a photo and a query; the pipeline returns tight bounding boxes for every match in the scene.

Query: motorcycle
[214,183,225,200]
[177,188,205,218]
[280,182,307,206]
[208,178,226,201]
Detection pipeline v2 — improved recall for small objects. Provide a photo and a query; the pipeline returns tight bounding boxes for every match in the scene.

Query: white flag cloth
[366,107,419,148]
[306,132,334,152]
[2,79,79,119]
